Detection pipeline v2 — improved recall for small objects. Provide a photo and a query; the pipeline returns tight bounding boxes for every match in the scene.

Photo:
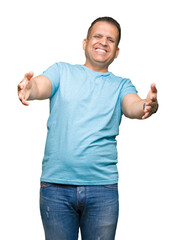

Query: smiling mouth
[95,48,107,53]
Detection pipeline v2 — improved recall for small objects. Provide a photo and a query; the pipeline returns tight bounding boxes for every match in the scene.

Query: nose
[100,37,108,46]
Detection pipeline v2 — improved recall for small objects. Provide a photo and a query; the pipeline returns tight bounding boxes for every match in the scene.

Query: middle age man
[18,17,158,240]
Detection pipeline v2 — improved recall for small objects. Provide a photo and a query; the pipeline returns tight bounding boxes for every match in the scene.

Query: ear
[83,39,87,50]
[115,48,120,59]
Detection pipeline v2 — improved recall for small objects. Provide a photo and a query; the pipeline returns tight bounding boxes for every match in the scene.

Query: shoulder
[110,73,132,85]
[56,62,83,72]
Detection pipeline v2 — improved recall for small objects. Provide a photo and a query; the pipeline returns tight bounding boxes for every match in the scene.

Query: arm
[122,83,158,120]
[18,72,52,106]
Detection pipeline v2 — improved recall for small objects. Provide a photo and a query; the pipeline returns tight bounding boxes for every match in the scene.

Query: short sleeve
[120,78,138,105]
[41,62,61,97]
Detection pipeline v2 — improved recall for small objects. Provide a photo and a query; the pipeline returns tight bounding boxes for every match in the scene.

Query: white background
[1,0,176,239]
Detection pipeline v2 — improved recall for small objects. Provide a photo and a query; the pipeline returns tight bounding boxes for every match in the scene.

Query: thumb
[151,83,157,93]
[25,71,34,80]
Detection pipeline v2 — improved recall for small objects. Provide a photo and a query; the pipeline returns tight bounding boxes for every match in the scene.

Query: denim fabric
[40,182,119,240]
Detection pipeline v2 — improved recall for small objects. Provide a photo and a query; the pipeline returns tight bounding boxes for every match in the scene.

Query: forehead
[90,21,119,39]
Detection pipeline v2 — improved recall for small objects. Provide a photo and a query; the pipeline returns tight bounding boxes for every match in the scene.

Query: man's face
[83,21,120,72]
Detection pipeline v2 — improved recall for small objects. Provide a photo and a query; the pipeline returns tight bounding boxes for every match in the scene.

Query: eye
[93,34,101,39]
[108,38,115,43]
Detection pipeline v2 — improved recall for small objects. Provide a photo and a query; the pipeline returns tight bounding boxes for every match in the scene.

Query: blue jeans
[40,182,119,240]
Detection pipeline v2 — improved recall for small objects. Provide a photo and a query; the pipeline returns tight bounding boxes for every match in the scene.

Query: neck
[84,61,108,73]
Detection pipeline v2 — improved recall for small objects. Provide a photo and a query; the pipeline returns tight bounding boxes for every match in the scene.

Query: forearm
[28,75,52,100]
[28,77,40,100]
[129,99,146,119]
[122,94,144,119]
[122,92,158,120]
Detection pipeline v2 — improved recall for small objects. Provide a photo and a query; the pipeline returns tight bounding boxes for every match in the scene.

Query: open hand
[18,72,34,106]
[142,83,158,119]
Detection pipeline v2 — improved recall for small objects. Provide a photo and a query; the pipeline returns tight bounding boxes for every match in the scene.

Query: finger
[146,99,157,107]
[142,111,150,120]
[19,94,29,106]
[146,95,157,103]
[144,103,158,116]
[144,106,154,117]
[25,71,34,80]
[151,83,157,93]
[18,82,25,91]
[142,112,147,119]
[18,72,33,91]
[18,77,29,90]
[144,105,152,113]
[22,100,30,106]
[18,93,25,103]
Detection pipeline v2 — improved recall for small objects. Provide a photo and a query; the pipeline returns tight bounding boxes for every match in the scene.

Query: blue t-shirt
[41,62,137,185]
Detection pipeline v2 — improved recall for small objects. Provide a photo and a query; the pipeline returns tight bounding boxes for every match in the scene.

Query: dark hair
[87,17,121,47]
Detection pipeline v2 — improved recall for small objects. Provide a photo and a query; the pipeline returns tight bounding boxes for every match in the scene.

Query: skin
[83,21,120,73]
[122,85,158,120]
[18,21,158,119]
[18,72,52,106]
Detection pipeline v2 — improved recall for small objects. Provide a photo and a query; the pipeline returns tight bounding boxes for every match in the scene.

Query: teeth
[96,49,106,53]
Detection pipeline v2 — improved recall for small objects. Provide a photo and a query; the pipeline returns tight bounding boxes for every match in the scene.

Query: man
[18,17,158,240]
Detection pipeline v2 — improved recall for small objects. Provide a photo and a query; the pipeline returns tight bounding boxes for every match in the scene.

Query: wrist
[28,78,38,100]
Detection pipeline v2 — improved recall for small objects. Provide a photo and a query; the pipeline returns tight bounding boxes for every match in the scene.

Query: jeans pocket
[103,183,118,190]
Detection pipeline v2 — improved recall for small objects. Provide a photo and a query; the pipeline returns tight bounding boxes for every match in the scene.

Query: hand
[142,83,158,119]
[18,72,34,106]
